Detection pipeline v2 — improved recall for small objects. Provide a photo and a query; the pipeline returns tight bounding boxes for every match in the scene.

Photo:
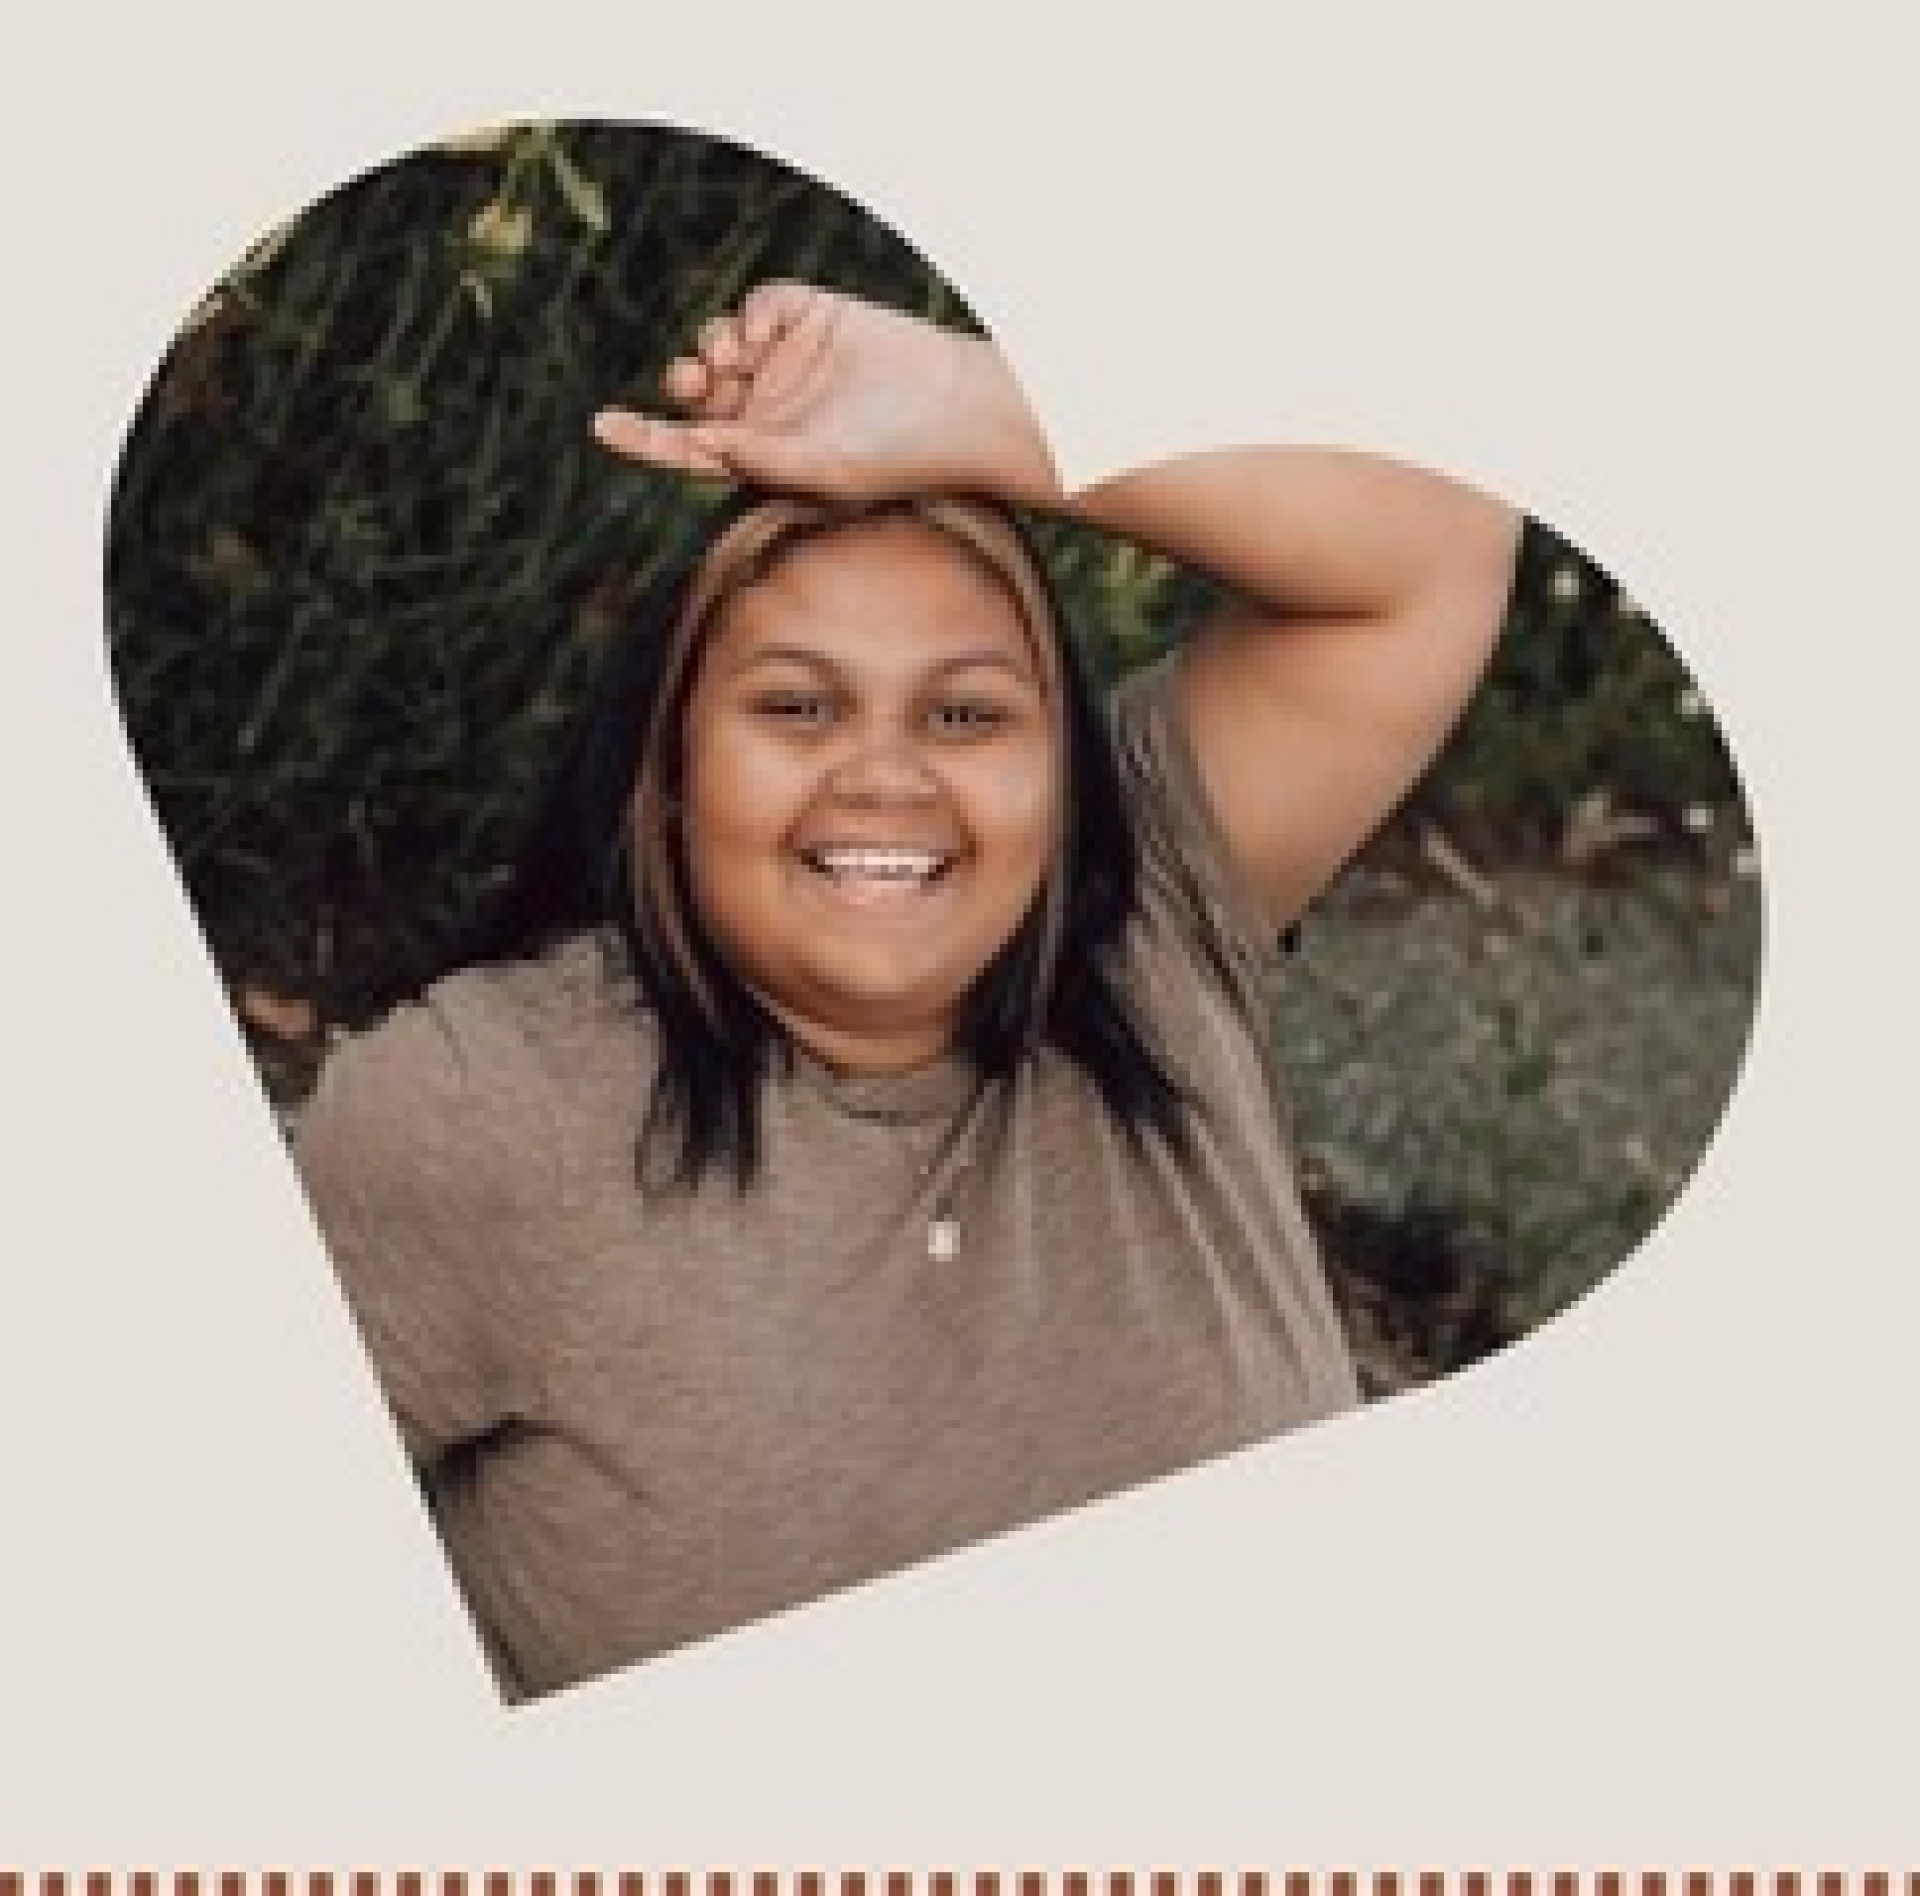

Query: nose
[821,726,942,804]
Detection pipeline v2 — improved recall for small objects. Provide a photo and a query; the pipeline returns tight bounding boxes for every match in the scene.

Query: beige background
[5,0,1916,1867]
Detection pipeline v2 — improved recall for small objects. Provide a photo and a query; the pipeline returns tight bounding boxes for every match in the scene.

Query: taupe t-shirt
[295,655,1360,1698]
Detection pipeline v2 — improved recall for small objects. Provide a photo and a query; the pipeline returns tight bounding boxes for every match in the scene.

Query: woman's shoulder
[296,932,650,1221]
[351,928,637,1091]
[1105,653,1290,985]
[419,929,641,1069]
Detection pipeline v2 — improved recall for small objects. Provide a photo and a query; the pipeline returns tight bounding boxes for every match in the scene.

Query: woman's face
[678,516,1060,1072]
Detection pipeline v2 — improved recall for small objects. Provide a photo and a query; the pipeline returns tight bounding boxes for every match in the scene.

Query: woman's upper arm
[293,998,522,1463]
[1174,520,1521,930]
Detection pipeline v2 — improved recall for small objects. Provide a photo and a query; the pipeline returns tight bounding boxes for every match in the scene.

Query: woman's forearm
[958,335,1521,629]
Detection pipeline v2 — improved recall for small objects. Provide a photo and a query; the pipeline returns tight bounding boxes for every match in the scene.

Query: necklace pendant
[927,1215,960,1263]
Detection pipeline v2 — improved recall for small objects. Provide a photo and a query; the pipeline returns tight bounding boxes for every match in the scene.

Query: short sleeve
[293,985,551,1463]
[1107,650,1288,982]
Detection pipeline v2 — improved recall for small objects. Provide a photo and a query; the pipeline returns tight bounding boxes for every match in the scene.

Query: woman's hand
[591,282,1057,507]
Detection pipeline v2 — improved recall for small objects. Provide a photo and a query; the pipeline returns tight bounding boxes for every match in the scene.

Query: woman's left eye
[929,701,1008,734]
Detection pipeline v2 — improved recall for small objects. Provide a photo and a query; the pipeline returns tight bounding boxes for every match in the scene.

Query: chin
[805,975,962,1033]
[778,959,972,1041]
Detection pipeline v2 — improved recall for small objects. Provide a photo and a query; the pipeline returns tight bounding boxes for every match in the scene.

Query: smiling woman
[680,510,1059,1077]
[289,279,1520,1701]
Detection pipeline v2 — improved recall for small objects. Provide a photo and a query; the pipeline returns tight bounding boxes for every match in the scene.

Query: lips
[796,843,956,886]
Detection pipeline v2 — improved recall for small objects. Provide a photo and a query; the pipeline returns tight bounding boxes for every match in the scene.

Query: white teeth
[805,845,947,881]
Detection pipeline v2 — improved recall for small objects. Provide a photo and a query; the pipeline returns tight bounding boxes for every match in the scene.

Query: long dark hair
[467,490,1193,1188]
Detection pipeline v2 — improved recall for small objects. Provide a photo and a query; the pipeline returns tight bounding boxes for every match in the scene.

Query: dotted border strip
[3,1876,1916,1894]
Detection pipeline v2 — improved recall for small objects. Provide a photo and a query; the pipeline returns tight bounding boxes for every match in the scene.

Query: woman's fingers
[665,349,758,422]
[595,402,863,501]
[696,313,745,373]
[591,408,731,478]
[664,355,753,424]
[665,286,819,416]
[601,284,837,484]
[704,370,756,421]
[661,355,709,406]
[737,279,813,350]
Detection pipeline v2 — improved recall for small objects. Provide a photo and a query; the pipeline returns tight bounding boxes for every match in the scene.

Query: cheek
[963,745,1061,869]
[684,718,805,849]
[677,719,809,960]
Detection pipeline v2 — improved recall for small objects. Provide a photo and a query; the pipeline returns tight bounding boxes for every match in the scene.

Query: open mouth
[796,844,957,889]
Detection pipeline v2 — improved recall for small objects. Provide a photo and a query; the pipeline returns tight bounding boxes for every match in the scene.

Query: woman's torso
[296,656,1360,1698]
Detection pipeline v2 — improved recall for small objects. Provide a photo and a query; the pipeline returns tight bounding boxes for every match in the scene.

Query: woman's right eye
[752,691,833,725]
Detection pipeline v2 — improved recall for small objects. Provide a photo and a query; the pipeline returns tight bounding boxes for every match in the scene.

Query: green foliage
[106,121,1746,1020]
[109,123,975,1010]
[1402,519,1746,858]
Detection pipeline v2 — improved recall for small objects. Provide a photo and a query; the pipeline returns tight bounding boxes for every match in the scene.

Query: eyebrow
[725,642,1042,689]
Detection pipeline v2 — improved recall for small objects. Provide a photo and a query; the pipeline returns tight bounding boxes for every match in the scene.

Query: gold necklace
[798,1047,998,1265]
[909,1076,994,1263]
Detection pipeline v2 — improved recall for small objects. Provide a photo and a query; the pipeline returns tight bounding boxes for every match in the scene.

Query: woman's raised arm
[1063,447,1520,928]
[593,283,1522,929]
